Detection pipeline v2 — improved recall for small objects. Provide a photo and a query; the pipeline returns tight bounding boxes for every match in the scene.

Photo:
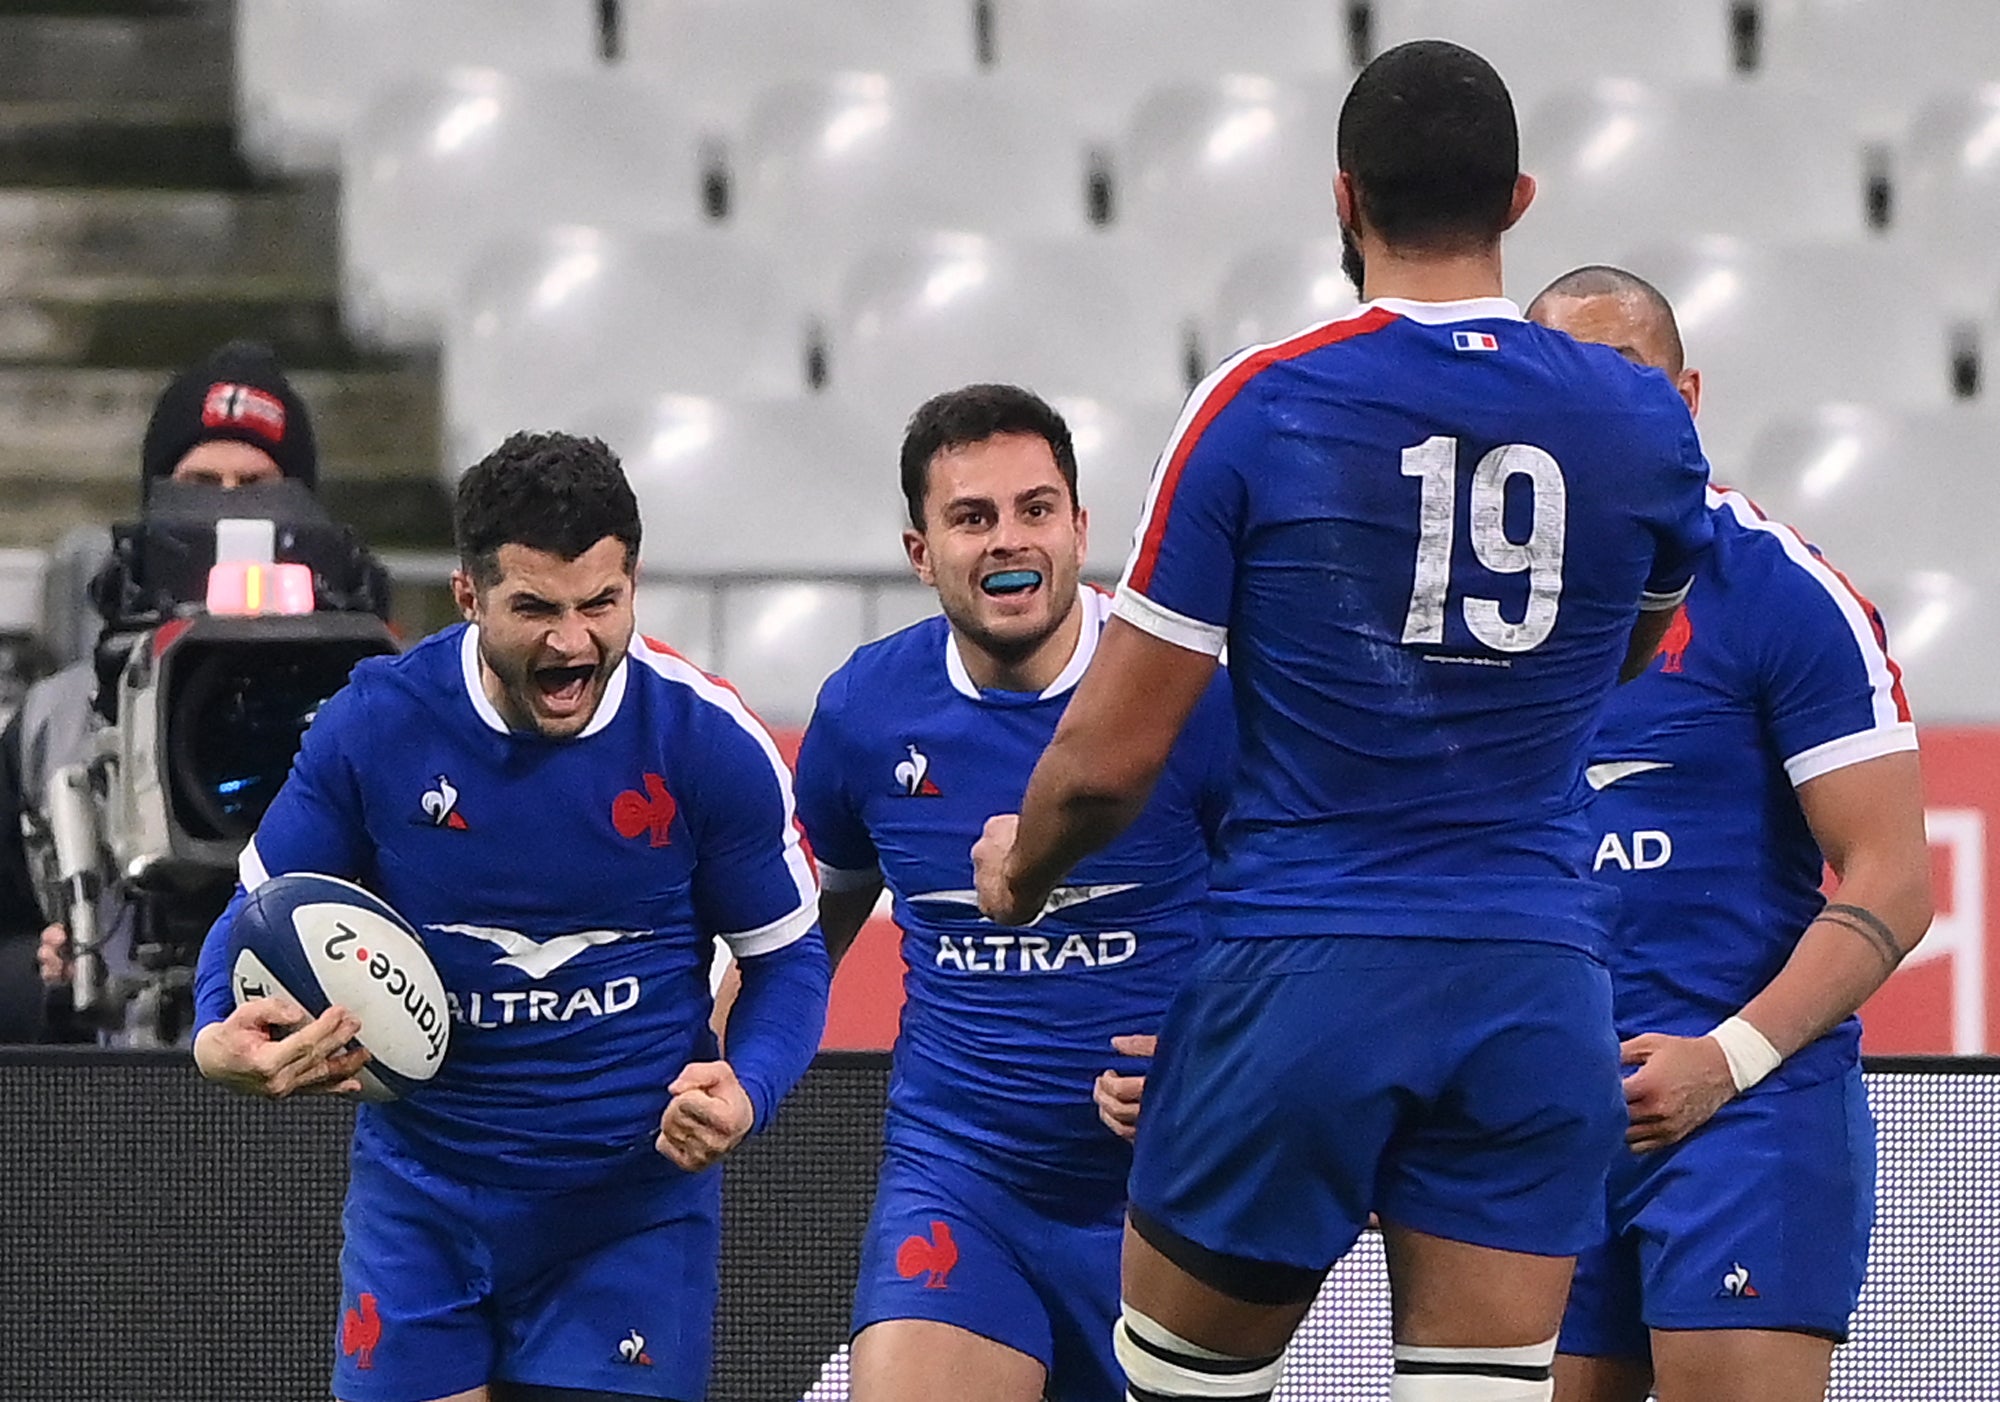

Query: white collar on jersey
[1365,295,1524,324]
[459,624,631,738]
[943,586,1110,702]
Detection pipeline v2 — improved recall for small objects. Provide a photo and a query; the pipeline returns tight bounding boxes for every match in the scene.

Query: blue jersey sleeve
[793,667,880,892]
[1727,499,1919,784]
[192,678,376,1033]
[1188,671,1238,852]
[676,681,820,957]
[1113,368,1257,656]
[1636,401,1715,610]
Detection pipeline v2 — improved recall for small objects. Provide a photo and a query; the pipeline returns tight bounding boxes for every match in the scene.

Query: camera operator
[0,340,323,1044]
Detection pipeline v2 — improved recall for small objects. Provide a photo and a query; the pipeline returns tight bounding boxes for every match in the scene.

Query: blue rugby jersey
[794,588,1235,1200]
[193,623,822,1185]
[1586,487,1917,1089]
[1115,297,1714,953]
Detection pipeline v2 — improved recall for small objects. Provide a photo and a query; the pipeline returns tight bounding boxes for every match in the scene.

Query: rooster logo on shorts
[896,1220,958,1288]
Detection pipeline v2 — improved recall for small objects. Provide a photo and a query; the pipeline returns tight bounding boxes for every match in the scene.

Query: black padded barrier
[1,1052,1994,1401]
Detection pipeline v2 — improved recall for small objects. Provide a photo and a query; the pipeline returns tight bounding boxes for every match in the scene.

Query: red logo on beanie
[201,382,287,446]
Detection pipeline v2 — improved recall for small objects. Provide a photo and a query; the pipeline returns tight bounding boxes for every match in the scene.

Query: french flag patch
[1453,330,1500,352]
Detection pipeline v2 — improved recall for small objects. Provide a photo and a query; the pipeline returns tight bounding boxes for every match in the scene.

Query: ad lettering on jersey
[448,976,642,1028]
[427,923,654,1028]
[1594,830,1674,872]
[934,931,1138,973]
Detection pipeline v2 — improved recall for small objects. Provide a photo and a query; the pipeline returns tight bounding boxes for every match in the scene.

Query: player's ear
[1678,368,1702,420]
[902,528,935,586]
[1502,172,1536,231]
[1074,504,1089,572]
[1332,171,1357,231]
[449,567,480,623]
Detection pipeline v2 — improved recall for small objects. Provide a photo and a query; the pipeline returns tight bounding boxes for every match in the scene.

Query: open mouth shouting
[532,661,598,716]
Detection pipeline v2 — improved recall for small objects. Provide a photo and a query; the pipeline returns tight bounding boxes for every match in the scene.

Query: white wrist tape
[1708,1015,1782,1092]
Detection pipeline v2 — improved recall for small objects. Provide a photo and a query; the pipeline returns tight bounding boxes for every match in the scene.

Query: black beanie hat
[140,340,318,491]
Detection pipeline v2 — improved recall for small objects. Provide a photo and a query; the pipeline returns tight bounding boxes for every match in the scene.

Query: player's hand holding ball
[193,996,371,1099]
[656,1060,755,1172]
[1094,1034,1157,1142]
[1619,1032,1737,1153]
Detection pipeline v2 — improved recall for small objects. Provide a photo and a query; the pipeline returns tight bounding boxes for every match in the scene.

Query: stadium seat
[443,227,812,475]
[1609,239,1958,475]
[987,0,1349,137]
[623,0,979,127]
[1115,76,1350,297]
[633,582,719,673]
[1730,405,2000,590]
[1761,0,2000,135]
[733,74,1093,295]
[1050,397,1180,560]
[340,69,704,346]
[828,232,1188,419]
[1515,81,1871,294]
[1892,88,2000,311]
[716,583,870,723]
[1205,238,1362,366]
[235,0,600,173]
[1860,565,2000,723]
[1369,0,1734,118]
[871,581,940,640]
[581,394,907,575]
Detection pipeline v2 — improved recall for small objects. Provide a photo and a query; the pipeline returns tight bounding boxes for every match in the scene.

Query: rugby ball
[227,873,450,1101]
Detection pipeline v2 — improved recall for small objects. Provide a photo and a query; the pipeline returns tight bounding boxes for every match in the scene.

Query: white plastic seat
[235,0,600,173]
[716,583,869,724]
[1892,88,2000,311]
[1205,238,1362,366]
[623,0,978,127]
[988,0,1348,138]
[1116,76,1351,297]
[582,395,906,575]
[870,581,940,641]
[340,69,704,346]
[1732,405,2000,587]
[1050,397,1181,561]
[1762,0,2000,136]
[1516,81,1870,288]
[1369,0,1733,118]
[632,582,718,673]
[735,74,1092,294]
[1610,239,1957,474]
[444,227,811,474]
[830,232,1188,419]
[1858,565,2000,723]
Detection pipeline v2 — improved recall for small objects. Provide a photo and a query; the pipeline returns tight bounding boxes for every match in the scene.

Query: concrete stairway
[0,0,447,554]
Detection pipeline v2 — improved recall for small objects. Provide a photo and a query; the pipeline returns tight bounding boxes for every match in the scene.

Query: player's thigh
[852,1147,1056,1384]
[1551,1354,1652,1402]
[1378,944,1624,1264]
[1648,1328,1833,1402]
[1630,1072,1874,1342]
[495,1175,721,1402]
[1128,937,1415,1281]
[1380,1222,1576,1348]
[335,1143,494,1402]
[1120,1215,1319,1360]
[850,1319,1046,1402]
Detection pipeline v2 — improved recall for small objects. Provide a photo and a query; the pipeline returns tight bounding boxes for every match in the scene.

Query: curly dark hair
[454,431,642,587]
[899,384,1079,530]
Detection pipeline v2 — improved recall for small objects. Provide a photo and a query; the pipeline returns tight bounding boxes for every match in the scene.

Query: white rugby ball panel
[227,873,451,1097]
